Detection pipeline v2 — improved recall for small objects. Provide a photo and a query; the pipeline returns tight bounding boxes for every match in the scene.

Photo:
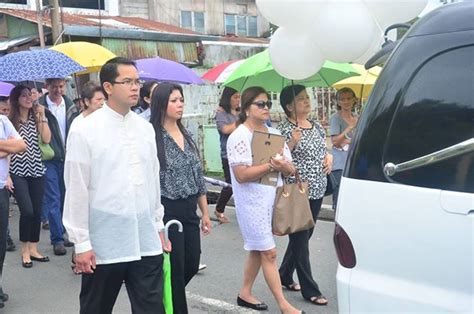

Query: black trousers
[279,198,323,300]
[215,158,233,213]
[11,174,45,243]
[80,255,164,314]
[162,195,201,314]
[0,188,9,300]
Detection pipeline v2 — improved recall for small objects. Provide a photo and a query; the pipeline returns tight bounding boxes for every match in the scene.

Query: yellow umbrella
[332,64,382,100]
[50,42,116,74]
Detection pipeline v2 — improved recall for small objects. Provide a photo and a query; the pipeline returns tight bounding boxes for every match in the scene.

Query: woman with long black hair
[150,82,212,314]
[9,85,51,268]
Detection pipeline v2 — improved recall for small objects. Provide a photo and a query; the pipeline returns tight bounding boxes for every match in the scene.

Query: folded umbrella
[0,49,84,82]
[163,219,183,314]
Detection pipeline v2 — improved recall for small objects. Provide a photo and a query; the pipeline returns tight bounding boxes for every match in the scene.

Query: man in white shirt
[63,57,170,313]
[39,78,79,255]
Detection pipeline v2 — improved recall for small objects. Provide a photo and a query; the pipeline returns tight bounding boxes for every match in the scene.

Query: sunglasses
[252,100,272,109]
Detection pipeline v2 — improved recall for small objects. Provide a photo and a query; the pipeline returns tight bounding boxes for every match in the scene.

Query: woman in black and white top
[9,85,51,268]
[150,82,212,314]
[276,85,332,306]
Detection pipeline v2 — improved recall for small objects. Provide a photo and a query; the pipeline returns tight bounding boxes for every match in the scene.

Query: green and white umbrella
[223,49,360,92]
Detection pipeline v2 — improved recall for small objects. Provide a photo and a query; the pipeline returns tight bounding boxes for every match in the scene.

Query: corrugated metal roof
[102,38,198,63]
[0,8,200,36]
[0,8,270,45]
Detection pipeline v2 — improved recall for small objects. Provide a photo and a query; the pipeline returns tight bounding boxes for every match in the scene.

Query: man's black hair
[99,57,137,98]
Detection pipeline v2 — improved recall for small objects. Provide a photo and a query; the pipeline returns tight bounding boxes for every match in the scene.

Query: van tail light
[334,223,356,268]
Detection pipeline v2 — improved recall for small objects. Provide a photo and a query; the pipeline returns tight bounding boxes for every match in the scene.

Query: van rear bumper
[336,264,351,313]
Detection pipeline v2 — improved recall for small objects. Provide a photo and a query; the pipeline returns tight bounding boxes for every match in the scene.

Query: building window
[224,14,258,37]
[225,14,235,35]
[60,0,105,9]
[0,0,27,4]
[248,16,257,37]
[180,11,205,33]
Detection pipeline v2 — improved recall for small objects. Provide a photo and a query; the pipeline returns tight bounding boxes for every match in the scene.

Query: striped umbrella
[201,59,245,83]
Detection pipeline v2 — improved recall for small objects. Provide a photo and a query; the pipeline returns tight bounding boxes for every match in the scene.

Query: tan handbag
[272,171,314,236]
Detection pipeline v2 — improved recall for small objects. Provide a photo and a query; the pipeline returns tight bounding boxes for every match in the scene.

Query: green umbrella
[163,219,183,314]
[223,49,360,92]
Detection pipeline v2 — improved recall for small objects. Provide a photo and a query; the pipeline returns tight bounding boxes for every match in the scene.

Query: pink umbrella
[201,59,245,83]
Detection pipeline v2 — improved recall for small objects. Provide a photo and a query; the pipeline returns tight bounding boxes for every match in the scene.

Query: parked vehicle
[334,2,473,312]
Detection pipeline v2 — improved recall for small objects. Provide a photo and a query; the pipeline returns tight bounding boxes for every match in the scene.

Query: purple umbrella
[0,82,14,97]
[136,57,204,84]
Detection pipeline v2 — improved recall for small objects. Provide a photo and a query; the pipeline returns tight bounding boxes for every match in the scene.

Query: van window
[384,45,474,193]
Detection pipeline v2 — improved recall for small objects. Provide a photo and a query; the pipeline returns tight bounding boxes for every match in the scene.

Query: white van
[334,2,473,312]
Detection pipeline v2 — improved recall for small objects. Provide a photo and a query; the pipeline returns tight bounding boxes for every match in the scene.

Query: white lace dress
[227,124,291,251]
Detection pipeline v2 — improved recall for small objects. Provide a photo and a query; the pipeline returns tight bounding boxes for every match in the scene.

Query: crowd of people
[0,56,358,312]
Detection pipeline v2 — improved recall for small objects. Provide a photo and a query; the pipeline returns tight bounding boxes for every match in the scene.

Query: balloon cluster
[257,0,428,79]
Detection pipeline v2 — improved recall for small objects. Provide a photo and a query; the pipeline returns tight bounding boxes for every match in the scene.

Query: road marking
[186,292,259,313]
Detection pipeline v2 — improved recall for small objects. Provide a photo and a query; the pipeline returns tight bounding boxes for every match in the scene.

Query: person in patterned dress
[276,84,332,306]
[8,85,51,268]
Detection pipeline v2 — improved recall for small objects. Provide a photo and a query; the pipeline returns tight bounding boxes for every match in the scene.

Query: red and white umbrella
[201,59,245,83]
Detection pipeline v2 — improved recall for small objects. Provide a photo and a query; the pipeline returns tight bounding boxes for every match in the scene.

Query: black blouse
[160,128,207,200]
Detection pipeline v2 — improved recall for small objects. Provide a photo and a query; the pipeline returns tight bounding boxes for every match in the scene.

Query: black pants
[162,195,201,314]
[0,188,8,300]
[11,174,45,243]
[80,255,165,314]
[215,158,233,213]
[279,198,323,300]
[331,170,343,210]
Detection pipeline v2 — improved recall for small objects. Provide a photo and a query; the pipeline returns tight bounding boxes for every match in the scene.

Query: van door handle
[384,138,474,176]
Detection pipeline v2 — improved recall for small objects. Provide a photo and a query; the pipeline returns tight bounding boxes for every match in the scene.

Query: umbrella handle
[164,219,183,245]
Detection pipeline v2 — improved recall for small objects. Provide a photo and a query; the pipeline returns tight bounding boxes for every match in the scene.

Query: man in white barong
[63,57,170,314]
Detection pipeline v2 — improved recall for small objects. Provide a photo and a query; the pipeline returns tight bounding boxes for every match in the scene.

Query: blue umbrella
[0,49,85,82]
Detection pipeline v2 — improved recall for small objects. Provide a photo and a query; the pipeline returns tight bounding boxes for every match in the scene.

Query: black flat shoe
[30,255,50,262]
[22,260,32,268]
[1,293,8,302]
[237,296,268,311]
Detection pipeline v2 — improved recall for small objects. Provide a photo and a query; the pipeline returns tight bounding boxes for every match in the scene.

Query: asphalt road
[1,202,338,313]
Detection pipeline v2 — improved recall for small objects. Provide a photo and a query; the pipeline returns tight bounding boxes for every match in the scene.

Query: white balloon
[269,27,325,80]
[353,30,384,65]
[256,0,328,28]
[313,1,379,63]
[363,0,429,30]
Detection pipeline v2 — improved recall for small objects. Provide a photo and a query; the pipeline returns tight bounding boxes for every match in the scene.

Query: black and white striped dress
[10,115,45,178]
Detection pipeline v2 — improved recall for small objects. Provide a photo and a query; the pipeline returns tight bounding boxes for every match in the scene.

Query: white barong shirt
[63,104,164,265]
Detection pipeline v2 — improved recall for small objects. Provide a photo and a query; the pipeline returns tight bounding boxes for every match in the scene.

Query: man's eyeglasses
[112,79,144,88]
[252,100,272,109]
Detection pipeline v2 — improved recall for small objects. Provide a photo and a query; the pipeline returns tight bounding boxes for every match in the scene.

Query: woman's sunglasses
[252,100,272,109]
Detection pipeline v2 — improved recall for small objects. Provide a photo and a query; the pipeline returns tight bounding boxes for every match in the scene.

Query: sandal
[309,295,328,306]
[214,210,229,223]
[282,282,301,291]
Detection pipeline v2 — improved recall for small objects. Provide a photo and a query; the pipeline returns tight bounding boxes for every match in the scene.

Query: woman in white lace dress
[227,87,304,314]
